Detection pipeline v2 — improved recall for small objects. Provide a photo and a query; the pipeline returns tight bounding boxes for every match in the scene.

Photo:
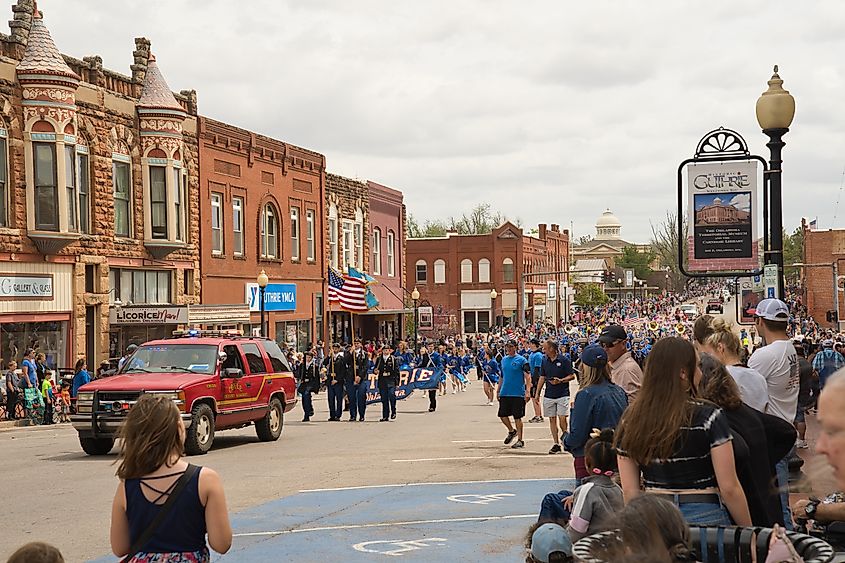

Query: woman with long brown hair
[615,337,751,526]
[110,395,232,562]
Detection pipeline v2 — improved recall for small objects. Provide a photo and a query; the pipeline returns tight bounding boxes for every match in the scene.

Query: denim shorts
[677,502,732,526]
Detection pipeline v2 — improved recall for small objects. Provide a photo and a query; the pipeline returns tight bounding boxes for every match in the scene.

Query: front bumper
[72,413,192,437]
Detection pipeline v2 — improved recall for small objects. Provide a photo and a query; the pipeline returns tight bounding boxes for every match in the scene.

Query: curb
[0,419,35,430]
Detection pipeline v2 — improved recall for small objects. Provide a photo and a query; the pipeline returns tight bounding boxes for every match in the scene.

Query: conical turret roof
[138,54,184,112]
[16,4,79,82]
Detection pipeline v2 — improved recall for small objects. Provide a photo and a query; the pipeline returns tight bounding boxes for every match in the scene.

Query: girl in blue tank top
[110,395,232,562]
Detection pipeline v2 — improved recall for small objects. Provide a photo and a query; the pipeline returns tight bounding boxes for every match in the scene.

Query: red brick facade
[406,223,569,335]
[198,117,326,350]
[801,224,843,328]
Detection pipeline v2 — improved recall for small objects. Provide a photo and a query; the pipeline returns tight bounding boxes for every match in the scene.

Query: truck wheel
[80,436,114,456]
[185,403,215,455]
[255,397,283,442]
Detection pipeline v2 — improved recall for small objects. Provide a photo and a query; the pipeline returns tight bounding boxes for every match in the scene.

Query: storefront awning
[346,308,414,316]
[188,304,251,325]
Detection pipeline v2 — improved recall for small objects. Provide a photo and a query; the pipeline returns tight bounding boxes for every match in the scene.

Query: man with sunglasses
[597,325,641,400]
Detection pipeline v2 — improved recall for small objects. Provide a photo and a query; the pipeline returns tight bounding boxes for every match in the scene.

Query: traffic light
[602,271,611,283]
[827,310,839,323]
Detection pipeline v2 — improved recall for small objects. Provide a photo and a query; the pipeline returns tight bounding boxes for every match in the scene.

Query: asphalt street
[1,380,576,562]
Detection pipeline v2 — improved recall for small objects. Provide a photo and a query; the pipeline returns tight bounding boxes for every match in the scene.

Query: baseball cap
[823,339,834,348]
[597,325,627,344]
[580,344,608,368]
[531,523,573,562]
[530,338,541,346]
[505,339,518,348]
[754,298,789,321]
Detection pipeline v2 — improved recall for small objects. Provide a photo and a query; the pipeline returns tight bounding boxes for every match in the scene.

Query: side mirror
[223,368,243,378]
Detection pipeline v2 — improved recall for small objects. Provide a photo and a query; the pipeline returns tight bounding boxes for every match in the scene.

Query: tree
[783,226,804,282]
[574,283,610,309]
[409,203,516,237]
[650,210,687,291]
[616,245,655,280]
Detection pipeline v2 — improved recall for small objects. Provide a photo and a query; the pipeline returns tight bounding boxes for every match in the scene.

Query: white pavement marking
[392,455,537,462]
[353,538,448,556]
[451,438,550,443]
[299,477,561,493]
[447,493,515,505]
[232,514,535,537]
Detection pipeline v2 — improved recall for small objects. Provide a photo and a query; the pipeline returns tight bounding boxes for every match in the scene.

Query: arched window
[260,203,279,259]
[460,259,472,284]
[354,207,364,269]
[478,258,490,283]
[415,259,427,283]
[328,204,338,268]
[434,259,446,284]
[502,257,515,283]
[387,230,396,277]
[372,228,382,275]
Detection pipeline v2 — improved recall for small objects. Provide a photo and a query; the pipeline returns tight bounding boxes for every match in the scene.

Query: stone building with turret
[0,0,200,369]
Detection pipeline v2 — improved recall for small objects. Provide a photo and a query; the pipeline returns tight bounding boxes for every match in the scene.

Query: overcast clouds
[42,0,845,242]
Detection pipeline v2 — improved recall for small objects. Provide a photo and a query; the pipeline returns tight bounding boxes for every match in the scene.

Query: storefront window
[275,320,311,353]
[1,321,67,369]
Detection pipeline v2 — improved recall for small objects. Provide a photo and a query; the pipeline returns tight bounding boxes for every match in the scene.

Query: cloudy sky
[42,0,845,242]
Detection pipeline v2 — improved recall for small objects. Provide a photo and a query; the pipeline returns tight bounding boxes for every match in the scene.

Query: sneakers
[528,416,544,423]
[390,413,396,420]
[796,439,809,449]
[511,440,525,449]
[549,444,562,454]
[487,400,494,406]
[504,430,518,445]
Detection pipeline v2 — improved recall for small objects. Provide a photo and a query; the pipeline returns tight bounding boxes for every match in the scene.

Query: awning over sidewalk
[345,308,414,316]
[188,304,252,325]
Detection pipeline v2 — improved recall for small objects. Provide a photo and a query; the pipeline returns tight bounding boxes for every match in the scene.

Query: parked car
[706,299,724,314]
[680,303,699,319]
[72,331,297,456]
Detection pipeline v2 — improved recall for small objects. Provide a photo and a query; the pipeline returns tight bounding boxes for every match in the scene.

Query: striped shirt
[617,401,733,490]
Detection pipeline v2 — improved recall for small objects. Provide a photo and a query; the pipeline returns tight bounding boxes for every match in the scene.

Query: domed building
[572,209,653,282]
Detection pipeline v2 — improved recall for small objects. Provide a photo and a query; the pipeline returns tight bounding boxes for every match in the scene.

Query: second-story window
[149,166,167,239]
[372,228,381,275]
[342,220,354,270]
[306,209,315,262]
[76,145,90,234]
[387,231,395,277]
[328,205,338,268]
[173,169,186,242]
[290,206,300,261]
[113,159,131,237]
[64,146,77,232]
[34,142,58,231]
[261,203,279,259]
[210,192,223,255]
[232,196,244,256]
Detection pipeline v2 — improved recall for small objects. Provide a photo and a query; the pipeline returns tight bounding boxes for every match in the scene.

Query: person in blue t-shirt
[21,349,37,387]
[71,358,92,398]
[497,339,531,449]
[482,356,499,405]
[527,339,545,424]
[536,340,576,454]
[430,346,445,396]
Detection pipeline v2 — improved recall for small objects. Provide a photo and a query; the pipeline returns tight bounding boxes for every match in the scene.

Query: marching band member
[374,342,400,421]
[321,342,348,422]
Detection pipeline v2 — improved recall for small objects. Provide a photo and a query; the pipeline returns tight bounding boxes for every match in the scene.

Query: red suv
[72,333,297,456]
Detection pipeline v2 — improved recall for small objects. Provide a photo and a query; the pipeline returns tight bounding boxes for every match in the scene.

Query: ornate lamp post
[490,288,498,330]
[257,270,269,337]
[756,65,795,300]
[411,287,420,350]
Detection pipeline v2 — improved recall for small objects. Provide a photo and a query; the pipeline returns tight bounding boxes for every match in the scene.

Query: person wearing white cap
[747,297,799,530]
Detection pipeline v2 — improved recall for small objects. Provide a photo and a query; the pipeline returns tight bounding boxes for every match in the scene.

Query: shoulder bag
[121,464,201,563]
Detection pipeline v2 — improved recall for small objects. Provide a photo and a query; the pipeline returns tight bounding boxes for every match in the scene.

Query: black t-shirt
[540,355,574,399]
[617,401,732,490]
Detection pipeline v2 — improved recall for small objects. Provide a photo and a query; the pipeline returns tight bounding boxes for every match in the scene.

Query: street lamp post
[756,65,795,301]
[617,278,623,306]
[411,287,420,351]
[257,270,269,337]
[490,288,498,330]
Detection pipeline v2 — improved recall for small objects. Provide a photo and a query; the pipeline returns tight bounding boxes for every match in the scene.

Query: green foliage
[574,283,610,309]
[650,210,687,291]
[407,203,517,238]
[783,226,804,281]
[616,245,655,280]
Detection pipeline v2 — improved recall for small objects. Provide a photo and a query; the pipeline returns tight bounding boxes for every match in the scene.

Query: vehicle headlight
[146,391,186,411]
[76,391,94,413]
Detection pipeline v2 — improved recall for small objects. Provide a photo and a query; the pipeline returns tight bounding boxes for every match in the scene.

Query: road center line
[232,514,536,537]
[299,477,563,493]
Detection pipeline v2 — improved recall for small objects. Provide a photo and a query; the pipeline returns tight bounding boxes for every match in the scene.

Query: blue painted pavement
[91,478,576,562]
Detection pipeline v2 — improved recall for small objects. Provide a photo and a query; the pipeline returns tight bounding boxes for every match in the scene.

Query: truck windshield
[122,344,217,375]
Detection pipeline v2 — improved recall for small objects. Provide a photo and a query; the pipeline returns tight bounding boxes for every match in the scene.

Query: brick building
[0,1,200,369]
[198,117,326,351]
[406,222,569,336]
[801,221,843,329]
[360,180,406,343]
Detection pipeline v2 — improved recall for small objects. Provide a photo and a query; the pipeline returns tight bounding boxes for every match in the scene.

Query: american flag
[328,267,369,312]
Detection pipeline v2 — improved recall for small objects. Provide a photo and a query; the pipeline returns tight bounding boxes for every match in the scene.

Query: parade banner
[687,160,759,272]
[361,366,444,404]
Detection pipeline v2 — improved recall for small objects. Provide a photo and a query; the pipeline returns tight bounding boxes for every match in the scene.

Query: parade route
[207,478,575,562]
